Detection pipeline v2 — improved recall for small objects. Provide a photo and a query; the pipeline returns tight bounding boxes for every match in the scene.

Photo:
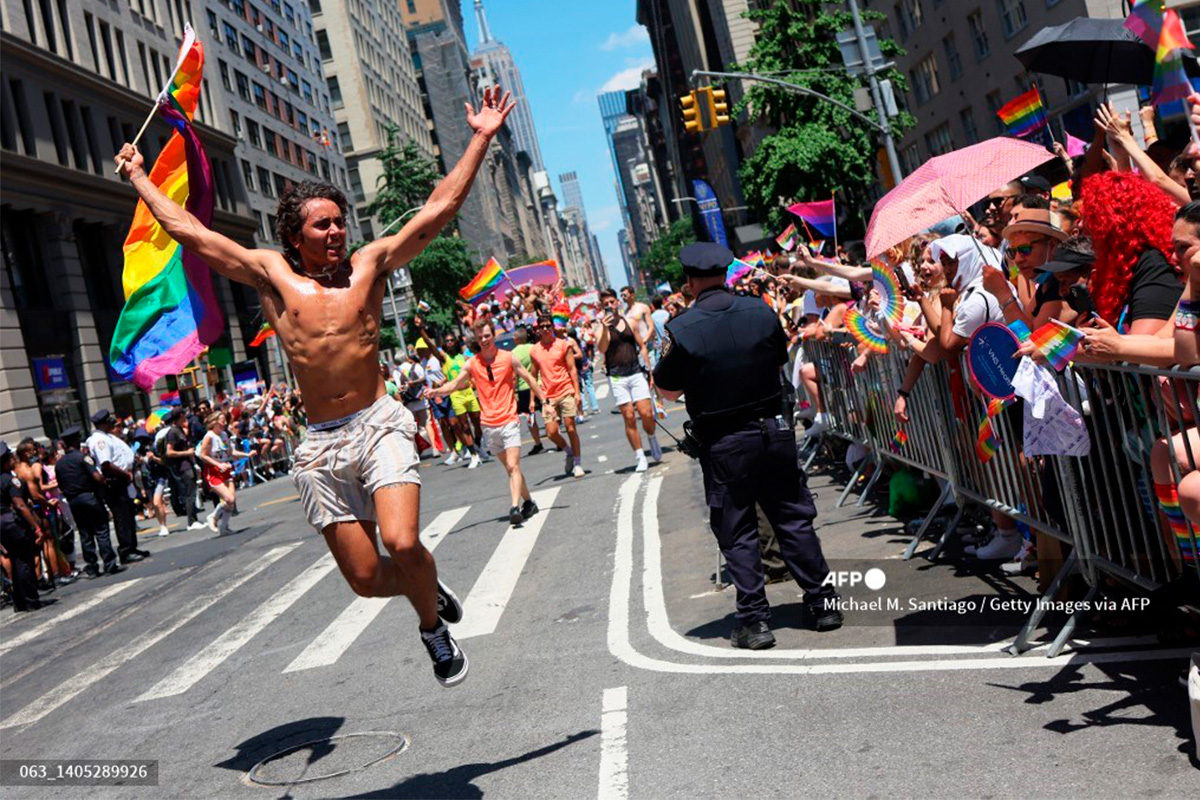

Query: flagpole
[1030,78,1058,149]
[831,192,839,251]
[114,23,195,174]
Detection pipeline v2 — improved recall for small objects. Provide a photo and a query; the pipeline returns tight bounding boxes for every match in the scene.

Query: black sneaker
[521,499,539,520]
[528,443,545,456]
[420,622,468,687]
[122,552,145,564]
[83,566,101,580]
[105,565,126,576]
[508,506,525,526]
[435,578,463,624]
[803,593,844,631]
[730,620,776,650]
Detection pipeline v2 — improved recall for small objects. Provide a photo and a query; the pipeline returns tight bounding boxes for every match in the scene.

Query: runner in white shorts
[427,318,548,526]
[596,288,662,472]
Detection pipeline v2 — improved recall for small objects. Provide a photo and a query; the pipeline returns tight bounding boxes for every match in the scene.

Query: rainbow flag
[996,88,1047,139]
[551,301,570,328]
[459,257,506,302]
[144,407,173,433]
[986,397,1008,418]
[1028,320,1085,371]
[787,199,836,238]
[1124,0,1165,48]
[775,223,797,252]
[808,239,826,255]
[249,321,275,347]
[109,25,223,392]
[975,416,999,463]
[725,258,755,286]
[1153,9,1194,106]
[891,429,908,452]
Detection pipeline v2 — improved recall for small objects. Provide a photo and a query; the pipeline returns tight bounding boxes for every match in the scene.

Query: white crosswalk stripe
[451,488,560,640]
[1,544,299,730]
[0,579,142,657]
[595,382,610,400]
[282,506,471,674]
[136,553,338,702]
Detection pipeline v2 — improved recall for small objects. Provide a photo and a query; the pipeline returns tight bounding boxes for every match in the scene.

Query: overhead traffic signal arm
[679,90,704,133]
[707,87,729,127]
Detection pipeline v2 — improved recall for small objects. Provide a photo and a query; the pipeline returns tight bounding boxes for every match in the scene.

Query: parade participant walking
[142,441,171,538]
[415,319,483,469]
[86,410,150,564]
[1,441,43,612]
[115,85,516,687]
[198,412,252,536]
[511,326,546,454]
[529,315,585,477]
[654,243,841,650]
[595,289,661,472]
[428,319,548,525]
[54,428,121,578]
[163,410,206,530]
[621,286,658,353]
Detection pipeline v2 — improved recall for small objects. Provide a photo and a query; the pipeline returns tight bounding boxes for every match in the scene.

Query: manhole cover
[246,731,410,786]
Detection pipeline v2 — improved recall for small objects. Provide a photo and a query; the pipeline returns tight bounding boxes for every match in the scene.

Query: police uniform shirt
[653,286,788,425]
[86,430,134,472]
[55,449,102,499]
[1,470,33,530]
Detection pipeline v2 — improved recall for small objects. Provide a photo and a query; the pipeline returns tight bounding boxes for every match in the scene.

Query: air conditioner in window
[257,24,265,33]
[260,63,271,72]
[281,76,290,86]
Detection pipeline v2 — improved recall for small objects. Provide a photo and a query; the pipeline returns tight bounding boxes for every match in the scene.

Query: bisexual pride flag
[788,199,837,239]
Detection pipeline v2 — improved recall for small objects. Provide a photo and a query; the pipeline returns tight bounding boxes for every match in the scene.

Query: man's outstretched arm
[366,86,515,275]
[115,144,271,286]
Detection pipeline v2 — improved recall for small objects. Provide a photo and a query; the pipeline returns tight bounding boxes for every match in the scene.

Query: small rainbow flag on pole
[996,88,1047,139]
[1152,9,1195,106]
[249,321,275,348]
[1028,320,1085,371]
[975,416,999,463]
[459,256,506,303]
[775,223,797,252]
[109,25,223,392]
[725,258,755,286]
[1124,0,1165,47]
[787,199,837,239]
[891,429,908,452]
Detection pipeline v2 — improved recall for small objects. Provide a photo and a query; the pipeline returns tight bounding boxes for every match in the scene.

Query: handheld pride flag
[725,258,755,286]
[787,199,837,239]
[844,305,889,354]
[1028,320,1085,371]
[249,321,275,348]
[109,25,224,391]
[996,88,1047,139]
[1124,0,1165,48]
[459,257,506,303]
[975,416,999,463]
[1152,9,1195,106]
[776,223,797,252]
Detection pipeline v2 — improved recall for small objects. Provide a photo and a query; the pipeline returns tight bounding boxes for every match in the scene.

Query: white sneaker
[1000,540,1037,575]
[572,463,585,478]
[480,449,493,462]
[444,451,461,465]
[188,521,208,531]
[648,436,663,463]
[967,530,1022,560]
[205,511,218,533]
[635,451,649,473]
[157,526,170,538]
[803,415,829,439]
[467,453,481,469]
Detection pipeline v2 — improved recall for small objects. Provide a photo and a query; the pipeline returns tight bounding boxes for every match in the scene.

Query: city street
[1,396,1195,797]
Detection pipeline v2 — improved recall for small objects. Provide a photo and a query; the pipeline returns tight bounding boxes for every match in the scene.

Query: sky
[463,0,653,288]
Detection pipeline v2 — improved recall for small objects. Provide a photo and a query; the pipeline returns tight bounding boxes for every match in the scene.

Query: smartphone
[894,265,912,293]
[1065,285,1097,323]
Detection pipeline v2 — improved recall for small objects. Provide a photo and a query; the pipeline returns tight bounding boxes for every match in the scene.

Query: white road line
[283,506,471,673]
[451,488,560,640]
[1,544,299,729]
[137,553,336,701]
[607,475,1192,675]
[598,686,629,800]
[597,455,609,463]
[590,434,599,440]
[0,580,142,657]
[595,384,610,400]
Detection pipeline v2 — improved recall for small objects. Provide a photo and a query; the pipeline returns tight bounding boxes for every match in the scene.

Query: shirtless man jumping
[115,86,516,688]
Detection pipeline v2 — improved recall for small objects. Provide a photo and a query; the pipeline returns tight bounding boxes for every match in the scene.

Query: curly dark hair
[274,180,349,266]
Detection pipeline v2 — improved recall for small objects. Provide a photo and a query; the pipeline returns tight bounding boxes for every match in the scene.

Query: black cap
[60,426,83,442]
[0,441,9,460]
[90,408,114,425]
[1020,175,1052,194]
[679,242,735,277]
[1040,244,1095,274]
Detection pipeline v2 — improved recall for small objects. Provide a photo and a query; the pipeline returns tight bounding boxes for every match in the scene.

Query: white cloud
[600,25,650,51]
[598,58,655,93]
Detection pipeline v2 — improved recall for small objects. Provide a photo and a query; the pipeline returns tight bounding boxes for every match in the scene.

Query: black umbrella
[1015,16,1197,86]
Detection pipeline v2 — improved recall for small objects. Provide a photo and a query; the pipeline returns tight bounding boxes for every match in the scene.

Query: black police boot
[730,620,776,650]
[803,592,844,631]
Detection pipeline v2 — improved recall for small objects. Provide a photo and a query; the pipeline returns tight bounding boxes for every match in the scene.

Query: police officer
[2,441,44,611]
[653,243,842,650]
[55,427,122,578]
[86,410,149,564]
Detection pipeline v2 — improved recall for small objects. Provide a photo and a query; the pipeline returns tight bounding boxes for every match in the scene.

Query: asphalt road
[1,393,1196,797]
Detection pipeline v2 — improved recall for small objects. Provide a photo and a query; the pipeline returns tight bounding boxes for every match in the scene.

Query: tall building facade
[312,0,434,239]
[1,0,259,442]
[558,170,606,288]
[470,0,545,172]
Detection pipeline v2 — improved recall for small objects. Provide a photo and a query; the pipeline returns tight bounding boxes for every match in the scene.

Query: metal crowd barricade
[800,335,1200,657]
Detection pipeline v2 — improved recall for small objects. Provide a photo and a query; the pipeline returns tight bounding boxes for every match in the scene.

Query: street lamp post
[379,205,424,356]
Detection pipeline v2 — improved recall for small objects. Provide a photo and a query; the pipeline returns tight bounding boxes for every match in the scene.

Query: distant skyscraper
[471,0,545,171]
[560,171,585,214]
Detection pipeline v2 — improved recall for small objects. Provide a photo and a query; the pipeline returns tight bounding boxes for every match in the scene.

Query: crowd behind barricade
[0,383,306,613]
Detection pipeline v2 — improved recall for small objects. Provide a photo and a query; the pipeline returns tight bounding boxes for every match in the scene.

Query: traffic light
[679,91,703,133]
[707,87,730,126]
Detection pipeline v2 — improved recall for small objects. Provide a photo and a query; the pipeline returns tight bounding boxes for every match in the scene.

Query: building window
[910,53,940,105]
[264,130,277,156]
[266,214,277,240]
[900,144,922,175]
[43,92,69,165]
[286,68,299,91]
[316,30,332,61]
[968,10,990,59]
[229,109,241,139]
[348,166,364,203]
[328,77,343,109]
[338,121,353,153]
[274,173,288,198]
[241,159,255,191]
[986,89,1005,133]
[258,166,274,197]
[943,34,962,81]
[301,79,313,103]
[959,107,979,144]
[236,70,251,102]
[247,119,261,147]
[219,60,231,91]
[899,0,923,35]
[223,22,239,53]
[7,80,36,157]
[924,123,953,156]
[253,82,268,110]
[207,9,218,35]
[253,210,265,238]
[996,0,1028,39]
[1064,77,1087,98]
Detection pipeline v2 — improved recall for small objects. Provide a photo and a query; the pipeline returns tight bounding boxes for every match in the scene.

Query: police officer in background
[653,243,842,650]
[86,410,149,564]
[2,440,44,611]
[55,427,122,578]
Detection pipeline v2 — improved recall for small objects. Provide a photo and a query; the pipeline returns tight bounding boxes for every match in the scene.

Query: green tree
[367,124,442,231]
[733,1,913,235]
[640,219,696,288]
[406,235,477,331]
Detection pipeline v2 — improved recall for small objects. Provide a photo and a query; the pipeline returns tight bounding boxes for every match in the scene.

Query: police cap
[90,408,114,425]
[679,242,735,278]
[60,426,83,442]
[0,441,9,460]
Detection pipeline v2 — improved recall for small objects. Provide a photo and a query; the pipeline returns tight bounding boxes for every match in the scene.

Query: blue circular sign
[967,323,1021,401]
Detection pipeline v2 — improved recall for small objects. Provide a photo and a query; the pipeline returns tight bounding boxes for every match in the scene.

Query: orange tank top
[467,350,518,427]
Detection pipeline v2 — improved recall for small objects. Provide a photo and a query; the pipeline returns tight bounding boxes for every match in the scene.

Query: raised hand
[464,84,515,138]
[114,143,145,178]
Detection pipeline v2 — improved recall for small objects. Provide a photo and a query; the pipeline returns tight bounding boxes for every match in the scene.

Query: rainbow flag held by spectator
[775,223,797,252]
[459,257,506,302]
[1152,9,1195,106]
[996,88,1047,138]
[249,321,275,347]
[726,259,755,286]
[109,25,223,392]
[1124,0,1165,48]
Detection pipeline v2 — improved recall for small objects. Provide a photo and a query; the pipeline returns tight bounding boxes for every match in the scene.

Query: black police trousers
[1,513,41,611]
[699,419,832,626]
[66,493,118,572]
[103,482,137,559]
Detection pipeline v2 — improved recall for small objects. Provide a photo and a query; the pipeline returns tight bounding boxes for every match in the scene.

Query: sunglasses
[1010,242,1046,256]
[985,195,1017,207]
